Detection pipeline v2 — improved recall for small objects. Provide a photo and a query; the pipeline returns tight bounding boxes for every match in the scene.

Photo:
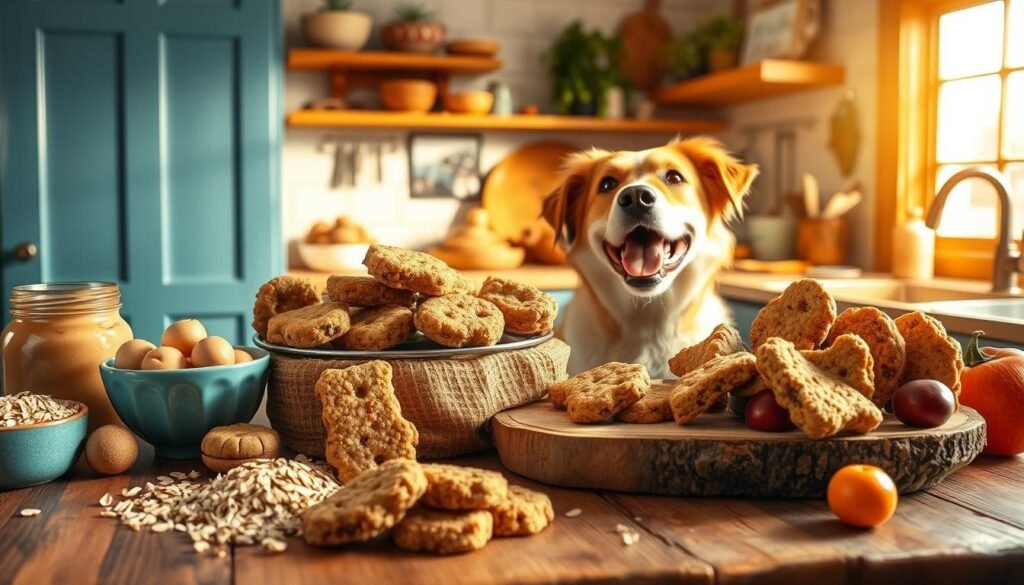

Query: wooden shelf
[287,48,501,74]
[286,110,727,134]
[655,59,845,107]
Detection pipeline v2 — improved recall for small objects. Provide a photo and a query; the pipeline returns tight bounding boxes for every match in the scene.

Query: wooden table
[2,446,1023,585]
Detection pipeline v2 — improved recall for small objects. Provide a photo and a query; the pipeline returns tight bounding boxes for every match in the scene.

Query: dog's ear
[541,150,603,246]
[676,137,758,221]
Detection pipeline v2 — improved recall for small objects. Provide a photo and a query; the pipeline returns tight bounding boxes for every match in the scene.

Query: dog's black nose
[617,186,658,214]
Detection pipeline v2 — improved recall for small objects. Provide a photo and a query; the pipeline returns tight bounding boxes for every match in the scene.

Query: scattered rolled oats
[99,493,114,507]
[20,509,42,517]
[564,508,582,518]
[615,523,641,546]
[1,392,79,427]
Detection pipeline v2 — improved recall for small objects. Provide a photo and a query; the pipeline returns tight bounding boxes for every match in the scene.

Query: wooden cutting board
[492,382,986,498]
[617,0,672,91]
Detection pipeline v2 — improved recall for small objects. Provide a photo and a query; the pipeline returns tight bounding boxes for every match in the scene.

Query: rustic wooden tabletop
[2,446,1023,585]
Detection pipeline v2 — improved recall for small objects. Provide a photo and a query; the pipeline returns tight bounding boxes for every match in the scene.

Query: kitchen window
[878,0,1024,279]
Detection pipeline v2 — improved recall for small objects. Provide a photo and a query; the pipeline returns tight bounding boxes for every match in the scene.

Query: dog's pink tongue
[621,237,664,277]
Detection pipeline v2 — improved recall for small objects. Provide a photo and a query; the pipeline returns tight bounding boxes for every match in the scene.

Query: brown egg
[114,339,157,370]
[191,336,236,368]
[85,425,139,475]
[233,349,254,364]
[161,319,207,356]
[141,346,187,370]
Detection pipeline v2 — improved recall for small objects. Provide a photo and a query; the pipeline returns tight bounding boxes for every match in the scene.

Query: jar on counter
[2,282,133,431]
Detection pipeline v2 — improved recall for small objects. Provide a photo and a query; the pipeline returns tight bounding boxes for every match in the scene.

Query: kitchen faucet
[926,167,1020,293]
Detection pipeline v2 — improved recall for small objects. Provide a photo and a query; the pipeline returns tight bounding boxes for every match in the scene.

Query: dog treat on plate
[336,305,416,351]
[252,276,320,338]
[548,362,650,423]
[414,295,505,348]
[895,311,964,398]
[616,383,673,423]
[266,302,351,348]
[325,275,417,308]
[392,507,493,555]
[363,244,476,297]
[731,374,770,398]
[476,277,558,335]
[201,423,280,474]
[420,464,509,511]
[316,361,419,482]
[302,458,427,546]
[490,485,554,537]
[802,333,876,399]
[826,307,906,407]
[756,337,883,439]
[668,323,744,377]
[749,279,837,350]
[669,353,758,425]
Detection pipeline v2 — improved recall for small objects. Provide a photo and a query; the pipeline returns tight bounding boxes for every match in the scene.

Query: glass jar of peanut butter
[2,282,133,431]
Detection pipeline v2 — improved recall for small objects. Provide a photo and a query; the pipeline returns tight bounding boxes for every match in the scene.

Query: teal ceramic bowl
[99,347,269,459]
[0,401,88,491]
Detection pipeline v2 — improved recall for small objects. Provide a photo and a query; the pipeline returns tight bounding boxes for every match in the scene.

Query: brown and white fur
[542,138,758,378]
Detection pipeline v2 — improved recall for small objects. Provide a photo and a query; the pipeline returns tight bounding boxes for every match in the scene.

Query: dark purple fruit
[745,391,794,432]
[892,379,955,428]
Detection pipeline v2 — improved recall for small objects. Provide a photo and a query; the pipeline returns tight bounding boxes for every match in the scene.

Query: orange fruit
[827,464,898,528]
[959,332,1024,456]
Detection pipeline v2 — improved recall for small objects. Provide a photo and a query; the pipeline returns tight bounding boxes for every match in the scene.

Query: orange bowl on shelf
[379,79,438,113]
[443,91,494,114]
[445,38,500,57]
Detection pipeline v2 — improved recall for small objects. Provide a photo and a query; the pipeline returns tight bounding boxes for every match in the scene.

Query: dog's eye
[598,176,619,193]
[665,170,685,185]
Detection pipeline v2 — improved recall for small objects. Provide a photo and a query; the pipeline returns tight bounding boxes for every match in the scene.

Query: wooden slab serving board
[492,382,986,498]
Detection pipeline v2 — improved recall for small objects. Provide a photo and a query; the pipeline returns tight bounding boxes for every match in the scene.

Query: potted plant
[302,0,373,51]
[544,22,628,116]
[382,4,446,54]
[704,15,743,72]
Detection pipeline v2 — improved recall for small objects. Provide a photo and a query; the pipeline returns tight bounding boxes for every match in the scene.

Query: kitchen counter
[2,445,1023,584]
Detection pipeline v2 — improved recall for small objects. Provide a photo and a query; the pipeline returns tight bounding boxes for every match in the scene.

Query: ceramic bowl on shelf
[443,91,494,114]
[382,21,446,53]
[0,399,88,490]
[298,242,370,273]
[445,38,500,57]
[380,79,438,112]
[301,11,373,51]
[99,348,269,459]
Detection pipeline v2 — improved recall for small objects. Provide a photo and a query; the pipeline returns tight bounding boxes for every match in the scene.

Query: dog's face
[542,138,758,298]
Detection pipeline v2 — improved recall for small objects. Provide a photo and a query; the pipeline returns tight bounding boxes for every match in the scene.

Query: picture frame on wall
[408,133,482,200]
[740,0,821,65]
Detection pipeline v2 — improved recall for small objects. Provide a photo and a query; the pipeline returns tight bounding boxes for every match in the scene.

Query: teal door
[0,0,281,344]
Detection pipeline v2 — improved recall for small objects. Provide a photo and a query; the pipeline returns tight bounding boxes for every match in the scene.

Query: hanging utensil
[802,173,820,217]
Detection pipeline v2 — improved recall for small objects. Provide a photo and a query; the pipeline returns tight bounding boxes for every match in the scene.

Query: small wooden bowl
[445,38,500,57]
[443,91,494,114]
[379,79,438,113]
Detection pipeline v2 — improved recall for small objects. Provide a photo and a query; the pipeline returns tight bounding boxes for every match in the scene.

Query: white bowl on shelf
[298,243,370,273]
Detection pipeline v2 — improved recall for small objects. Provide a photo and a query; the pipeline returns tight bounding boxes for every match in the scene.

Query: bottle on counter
[2,282,133,431]
[892,206,935,280]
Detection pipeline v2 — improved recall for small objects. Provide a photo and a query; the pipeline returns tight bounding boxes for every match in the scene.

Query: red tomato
[744,391,794,432]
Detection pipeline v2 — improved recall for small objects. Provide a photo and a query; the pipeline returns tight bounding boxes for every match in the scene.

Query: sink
[926,299,1024,322]
[760,278,1005,304]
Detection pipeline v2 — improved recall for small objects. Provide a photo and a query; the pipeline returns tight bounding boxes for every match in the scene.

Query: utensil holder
[796,217,847,265]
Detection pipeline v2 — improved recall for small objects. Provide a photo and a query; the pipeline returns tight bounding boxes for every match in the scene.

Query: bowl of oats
[0,392,88,490]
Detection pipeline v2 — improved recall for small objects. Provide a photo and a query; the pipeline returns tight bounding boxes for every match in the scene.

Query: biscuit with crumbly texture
[201,423,280,473]
[826,307,906,407]
[316,362,419,483]
[750,279,837,350]
[490,485,554,537]
[616,382,673,423]
[393,508,493,555]
[668,323,744,377]
[267,302,350,348]
[895,311,964,398]
[363,244,475,297]
[326,275,417,308]
[302,459,426,546]
[547,362,649,423]
[756,337,882,439]
[802,333,876,399]
[731,374,770,398]
[414,295,504,348]
[477,277,558,335]
[669,353,758,424]
[336,305,415,351]
[252,276,320,338]
[420,464,508,510]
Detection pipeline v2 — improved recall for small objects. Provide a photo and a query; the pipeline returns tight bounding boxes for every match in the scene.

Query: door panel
[0,0,281,345]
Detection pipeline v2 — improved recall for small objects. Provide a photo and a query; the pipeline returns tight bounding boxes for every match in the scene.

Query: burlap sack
[266,339,569,459]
